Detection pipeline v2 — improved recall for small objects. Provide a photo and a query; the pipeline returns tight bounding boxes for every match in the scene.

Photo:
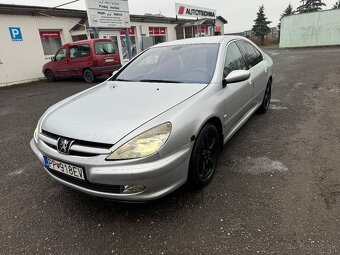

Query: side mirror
[51,56,56,62]
[223,70,251,87]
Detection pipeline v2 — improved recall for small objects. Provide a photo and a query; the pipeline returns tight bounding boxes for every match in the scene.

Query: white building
[0,4,227,86]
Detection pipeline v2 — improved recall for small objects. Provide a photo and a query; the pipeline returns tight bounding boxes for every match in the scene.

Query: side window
[253,46,263,63]
[79,44,90,57]
[55,48,66,61]
[236,41,260,68]
[223,42,247,77]
[69,46,79,59]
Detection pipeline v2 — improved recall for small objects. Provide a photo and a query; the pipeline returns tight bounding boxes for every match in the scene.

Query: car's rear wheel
[188,123,220,188]
[45,70,55,82]
[84,69,95,83]
[257,79,272,113]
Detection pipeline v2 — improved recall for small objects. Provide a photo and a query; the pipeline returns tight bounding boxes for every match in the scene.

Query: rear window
[94,41,116,55]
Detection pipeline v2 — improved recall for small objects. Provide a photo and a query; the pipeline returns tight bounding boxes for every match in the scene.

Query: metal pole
[125,27,132,60]
[92,27,99,38]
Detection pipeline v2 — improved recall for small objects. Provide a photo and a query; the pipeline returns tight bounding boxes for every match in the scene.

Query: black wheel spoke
[208,138,216,150]
[197,130,218,180]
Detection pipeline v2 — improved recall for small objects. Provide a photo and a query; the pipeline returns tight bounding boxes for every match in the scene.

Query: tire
[83,69,95,83]
[188,123,220,189]
[45,70,55,82]
[257,79,272,114]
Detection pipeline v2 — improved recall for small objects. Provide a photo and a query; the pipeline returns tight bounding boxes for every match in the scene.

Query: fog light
[122,185,146,194]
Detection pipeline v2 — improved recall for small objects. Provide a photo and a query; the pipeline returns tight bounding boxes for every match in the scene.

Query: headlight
[34,119,42,143]
[106,122,172,160]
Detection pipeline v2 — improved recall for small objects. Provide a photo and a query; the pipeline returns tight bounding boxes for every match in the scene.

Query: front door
[220,41,253,134]
[52,47,68,77]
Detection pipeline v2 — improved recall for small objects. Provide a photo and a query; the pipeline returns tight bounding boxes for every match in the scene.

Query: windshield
[113,44,219,84]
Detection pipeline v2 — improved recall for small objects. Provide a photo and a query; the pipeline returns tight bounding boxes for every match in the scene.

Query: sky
[0,0,337,32]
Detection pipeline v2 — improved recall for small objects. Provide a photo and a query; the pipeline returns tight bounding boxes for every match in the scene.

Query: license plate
[43,156,85,180]
[105,58,114,63]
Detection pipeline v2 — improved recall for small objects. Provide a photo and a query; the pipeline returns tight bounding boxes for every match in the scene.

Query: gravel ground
[0,47,339,255]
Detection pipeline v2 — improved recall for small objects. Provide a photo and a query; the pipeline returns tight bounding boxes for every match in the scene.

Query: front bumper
[30,139,192,201]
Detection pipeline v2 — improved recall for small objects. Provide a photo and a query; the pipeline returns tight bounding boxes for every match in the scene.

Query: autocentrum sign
[175,3,216,19]
[85,0,130,28]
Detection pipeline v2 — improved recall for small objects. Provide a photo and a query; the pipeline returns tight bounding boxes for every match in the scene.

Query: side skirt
[223,102,262,144]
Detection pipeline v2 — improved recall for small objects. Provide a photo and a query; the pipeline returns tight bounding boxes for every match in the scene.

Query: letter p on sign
[9,27,23,41]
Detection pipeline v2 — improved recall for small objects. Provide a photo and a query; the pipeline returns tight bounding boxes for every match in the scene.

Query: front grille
[41,130,113,157]
[42,130,113,149]
[46,168,123,194]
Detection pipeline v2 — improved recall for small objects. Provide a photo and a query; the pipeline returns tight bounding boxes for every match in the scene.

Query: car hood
[42,81,207,144]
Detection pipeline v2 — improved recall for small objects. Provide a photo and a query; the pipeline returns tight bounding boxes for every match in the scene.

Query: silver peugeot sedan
[30,36,273,201]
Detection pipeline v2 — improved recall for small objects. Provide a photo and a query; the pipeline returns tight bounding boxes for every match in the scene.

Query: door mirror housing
[51,56,56,62]
[223,70,251,87]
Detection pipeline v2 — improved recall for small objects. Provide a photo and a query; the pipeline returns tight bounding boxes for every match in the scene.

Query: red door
[52,47,68,77]
[68,45,81,76]
[76,43,92,76]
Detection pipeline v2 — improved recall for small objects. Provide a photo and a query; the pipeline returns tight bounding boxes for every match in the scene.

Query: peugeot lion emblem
[57,137,73,154]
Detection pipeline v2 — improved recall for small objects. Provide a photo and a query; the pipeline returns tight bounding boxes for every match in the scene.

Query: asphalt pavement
[0,47,339,254]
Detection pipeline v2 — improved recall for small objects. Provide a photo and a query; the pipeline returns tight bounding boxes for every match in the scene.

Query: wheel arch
[44,68,52,75]
[83,67,92,74]
[196,116,224,152]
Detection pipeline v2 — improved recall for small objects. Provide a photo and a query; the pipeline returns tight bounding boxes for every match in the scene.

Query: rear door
[93,40,121,69]
[221,41,253,133]
[236,40,267,106]
[76,43,92,76]
[68,45,80,76]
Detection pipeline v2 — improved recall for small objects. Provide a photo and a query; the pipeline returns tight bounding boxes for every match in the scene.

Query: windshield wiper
[139,79,183,83]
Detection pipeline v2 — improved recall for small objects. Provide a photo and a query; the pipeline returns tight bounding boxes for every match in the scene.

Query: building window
[194,26,208,37]
[120,27,137,60]
[176,27,184,40]
[149,27,167,45]
[39,31,62,55]
[185,27,193,39]
[72,34,88,42]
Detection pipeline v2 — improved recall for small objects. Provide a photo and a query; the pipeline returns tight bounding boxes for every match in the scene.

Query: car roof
[66,38,111,47]
[151,35,245,48]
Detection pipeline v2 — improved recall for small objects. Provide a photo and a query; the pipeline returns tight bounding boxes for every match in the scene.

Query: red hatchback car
[43,38,122,83]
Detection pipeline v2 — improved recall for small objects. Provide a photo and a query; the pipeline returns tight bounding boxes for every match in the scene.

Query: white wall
[0,14,81,86]
[215,19,225,35]
[280,9,340,48]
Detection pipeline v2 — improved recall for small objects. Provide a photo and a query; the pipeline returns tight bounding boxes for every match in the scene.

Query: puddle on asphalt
[0,107,13,117]
[270,105,289,110]
[7,168,25,176]
[231,156,288,175]
[270,98,288,110]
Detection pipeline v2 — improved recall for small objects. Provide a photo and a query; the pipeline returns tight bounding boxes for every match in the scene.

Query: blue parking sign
[9,27,23,41]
